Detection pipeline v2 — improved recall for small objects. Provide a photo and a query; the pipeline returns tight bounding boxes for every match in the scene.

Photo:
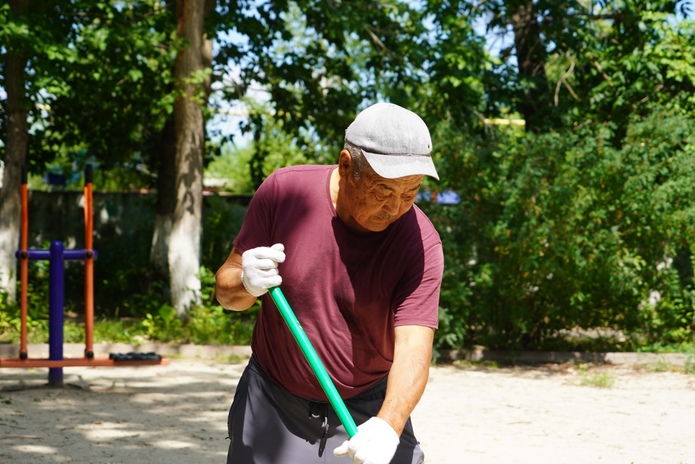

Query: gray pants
[227,357,425,463]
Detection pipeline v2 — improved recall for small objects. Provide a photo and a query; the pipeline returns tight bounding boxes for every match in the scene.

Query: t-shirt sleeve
[233,172,278,253]
[392,225,444,329]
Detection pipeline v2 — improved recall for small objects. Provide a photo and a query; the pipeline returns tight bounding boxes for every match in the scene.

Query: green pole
[269,286,358,437]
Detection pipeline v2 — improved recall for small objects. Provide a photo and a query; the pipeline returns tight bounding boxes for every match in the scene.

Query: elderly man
[215,102,444,464]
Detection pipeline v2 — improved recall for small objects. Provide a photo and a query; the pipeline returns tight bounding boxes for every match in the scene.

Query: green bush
[430,108,695,351]
[137,266,256,345]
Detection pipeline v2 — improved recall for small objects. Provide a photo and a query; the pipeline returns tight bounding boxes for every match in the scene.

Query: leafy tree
[0,0,74,301]
[211,0,436,183]
[29,2,176,176]
[463,1,694,131]
[419,0,695,349]
[0,1,204,313]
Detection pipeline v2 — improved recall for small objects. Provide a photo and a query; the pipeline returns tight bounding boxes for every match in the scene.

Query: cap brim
[362,151,440,180]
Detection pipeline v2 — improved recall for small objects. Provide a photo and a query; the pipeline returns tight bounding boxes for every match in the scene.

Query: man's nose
[382,197,400,215]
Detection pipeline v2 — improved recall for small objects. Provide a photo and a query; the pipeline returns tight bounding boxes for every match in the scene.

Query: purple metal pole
[17,245,97,386]
[48,241,65,387]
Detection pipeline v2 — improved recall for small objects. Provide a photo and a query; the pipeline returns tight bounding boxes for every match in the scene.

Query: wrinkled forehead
[362,168,424,190]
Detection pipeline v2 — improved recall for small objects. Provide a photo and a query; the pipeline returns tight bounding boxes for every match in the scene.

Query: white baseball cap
[345,102,439,180]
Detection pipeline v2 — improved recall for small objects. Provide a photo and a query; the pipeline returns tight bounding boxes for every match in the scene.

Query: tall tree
[167,0,212,313]
[0,0,30,303]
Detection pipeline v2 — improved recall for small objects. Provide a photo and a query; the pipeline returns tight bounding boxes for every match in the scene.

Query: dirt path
[1,359,694,463]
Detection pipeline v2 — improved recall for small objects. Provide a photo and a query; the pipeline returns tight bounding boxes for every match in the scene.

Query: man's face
[339,153,423,233]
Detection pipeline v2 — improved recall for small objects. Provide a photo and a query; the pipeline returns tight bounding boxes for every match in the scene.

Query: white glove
[240,243,286,297]
[333,417,399,464]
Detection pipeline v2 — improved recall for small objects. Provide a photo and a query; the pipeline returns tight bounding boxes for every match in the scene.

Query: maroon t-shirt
[234,165,444,400]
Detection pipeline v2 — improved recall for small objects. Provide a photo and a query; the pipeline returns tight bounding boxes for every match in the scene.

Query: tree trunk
[0,0,30,302]
[509,1,549,133]
[150,116,177,278]
[167,0,211,314]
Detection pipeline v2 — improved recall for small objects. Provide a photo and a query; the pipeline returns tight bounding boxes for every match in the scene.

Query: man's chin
[363,218,394,232]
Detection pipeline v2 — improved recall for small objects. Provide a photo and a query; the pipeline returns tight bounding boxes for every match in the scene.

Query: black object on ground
[109,352,163,362]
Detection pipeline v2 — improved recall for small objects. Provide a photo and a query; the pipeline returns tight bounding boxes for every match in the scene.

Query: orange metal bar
[83,165,94,358]
[0,357,170,368]
[19,166,29,359]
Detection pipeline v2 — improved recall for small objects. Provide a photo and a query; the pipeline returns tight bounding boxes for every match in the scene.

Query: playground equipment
[0,165,168,386]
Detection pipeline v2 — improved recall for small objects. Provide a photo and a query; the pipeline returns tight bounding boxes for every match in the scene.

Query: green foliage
[245,101,312,188]
[1,1,178,178]
[205,144,256,194]
[201,194,248,270]
[3,0,695,352]
[207,100,319,193]
[0,256,66,343]
[0,266,255,346]
[575,11,695,129]
[139,302,254,346]
[107,266,255,346]
[212,0,440,183]
[430,107,695,351]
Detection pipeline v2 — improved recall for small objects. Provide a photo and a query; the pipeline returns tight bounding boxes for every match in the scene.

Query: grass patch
[632,352,695,375]
[685,353,695,375]
[646,357,679,373]
[577,364,616,388]
[452,359,501,369]
[0,305,255,347]
[212,353,250,364]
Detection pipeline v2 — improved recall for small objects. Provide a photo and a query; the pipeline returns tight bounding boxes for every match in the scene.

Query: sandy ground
[1,358,694,464]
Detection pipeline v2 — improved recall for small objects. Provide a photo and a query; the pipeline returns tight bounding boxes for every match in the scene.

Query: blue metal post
[48,241,65,387]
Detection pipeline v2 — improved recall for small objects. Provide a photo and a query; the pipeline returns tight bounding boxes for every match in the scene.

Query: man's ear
[338,149,352,177]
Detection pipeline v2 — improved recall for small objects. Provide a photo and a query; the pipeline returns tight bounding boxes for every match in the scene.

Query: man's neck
[330,166,340,209]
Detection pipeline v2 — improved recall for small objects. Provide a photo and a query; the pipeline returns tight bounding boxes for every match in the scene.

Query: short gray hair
[343,141,368,179]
